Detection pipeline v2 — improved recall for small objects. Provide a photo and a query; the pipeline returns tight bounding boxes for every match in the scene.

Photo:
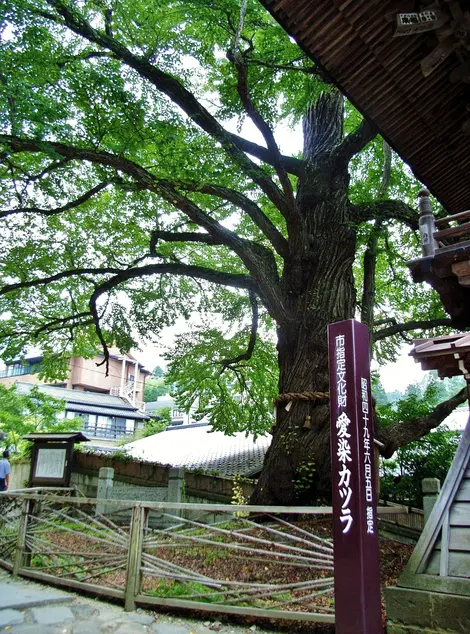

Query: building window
[115,417,126,432]
[77,413,90,428]
[0,362,43,378]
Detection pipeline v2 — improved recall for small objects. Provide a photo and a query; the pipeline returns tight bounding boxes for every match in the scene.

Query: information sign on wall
[328,319,382,634]
[35,448,67,479]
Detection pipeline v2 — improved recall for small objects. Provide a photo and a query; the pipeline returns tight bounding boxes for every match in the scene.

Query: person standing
[0,450,10,491]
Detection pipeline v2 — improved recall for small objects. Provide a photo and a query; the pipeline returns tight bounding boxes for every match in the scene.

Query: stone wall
[8,461,30,490]
[72,451,255,503]
[385,586,470,634]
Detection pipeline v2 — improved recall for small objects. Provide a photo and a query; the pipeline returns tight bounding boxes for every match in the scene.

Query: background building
[0,350,151,409]
[15,382,150,446]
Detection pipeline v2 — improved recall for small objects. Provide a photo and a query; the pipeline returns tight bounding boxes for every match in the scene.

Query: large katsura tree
[1,0,465,504]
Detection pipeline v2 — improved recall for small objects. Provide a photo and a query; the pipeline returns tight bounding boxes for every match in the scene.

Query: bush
[380,427,460,508]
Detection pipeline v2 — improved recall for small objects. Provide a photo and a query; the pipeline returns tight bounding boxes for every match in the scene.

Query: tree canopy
[143,376,167,402]
[0,383,79,455]
[378,377,463,508]
[0,0,465,502]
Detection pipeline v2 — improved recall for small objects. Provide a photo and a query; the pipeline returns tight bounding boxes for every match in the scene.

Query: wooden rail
[0,490,408,623]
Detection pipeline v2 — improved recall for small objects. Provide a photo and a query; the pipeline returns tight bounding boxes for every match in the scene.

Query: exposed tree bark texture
[361,221,383,332]
[252,92,356,504]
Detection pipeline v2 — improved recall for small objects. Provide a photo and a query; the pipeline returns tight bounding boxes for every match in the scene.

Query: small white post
[167,467,184,518]
[96,467,114,516]
[120,357,126,395]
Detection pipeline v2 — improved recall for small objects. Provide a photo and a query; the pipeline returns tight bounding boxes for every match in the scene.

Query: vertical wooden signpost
[328,319,382,634]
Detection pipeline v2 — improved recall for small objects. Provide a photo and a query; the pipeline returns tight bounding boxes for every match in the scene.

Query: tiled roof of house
[125,424,271,477]
[15,382,149,420]
[65,402,149,420]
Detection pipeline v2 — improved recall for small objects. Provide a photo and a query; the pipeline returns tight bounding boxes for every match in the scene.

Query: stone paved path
[0,571,279,634]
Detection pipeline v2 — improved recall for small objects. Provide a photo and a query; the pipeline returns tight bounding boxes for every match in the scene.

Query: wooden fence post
[13,499,31,578]
[124,504,145,612]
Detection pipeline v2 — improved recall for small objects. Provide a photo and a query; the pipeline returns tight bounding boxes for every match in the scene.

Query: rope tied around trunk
[273,391,330,406]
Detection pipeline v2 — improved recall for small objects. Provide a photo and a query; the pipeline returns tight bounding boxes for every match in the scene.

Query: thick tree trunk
[251,92,357,505]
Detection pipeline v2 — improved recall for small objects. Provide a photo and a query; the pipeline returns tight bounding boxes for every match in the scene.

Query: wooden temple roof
[261,1,470,214]
[410,333,470,379]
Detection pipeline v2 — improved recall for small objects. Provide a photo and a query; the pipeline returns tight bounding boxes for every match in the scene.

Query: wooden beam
[434,220,470,241]
[435,209,470,228]
[451,260,470,277]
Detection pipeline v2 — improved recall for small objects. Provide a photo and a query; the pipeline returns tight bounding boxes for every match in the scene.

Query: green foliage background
[0,384,82,456]
[377,376,464,507]
[0,0,458,440]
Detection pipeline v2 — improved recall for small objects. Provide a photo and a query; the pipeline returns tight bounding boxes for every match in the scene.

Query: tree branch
[88,292,111,373]
[1,268,122,296]
[1,312,95,343]
[2,263,257,298]
[373,318,454,342]
[352,199,418,230]
[0,134,158,185]
[42,0,292,217]
[0,135,274,265]
[246,57,331,82]
[190,183,288,257]
[0,182,110,218]
[219,291,259,367]
[150,230,223,252]
[378,387,468,457]
[360,142,391,332]
[0,134,287,317]
[334,117,378,166]
[227,49,296,213]
[33,312,93,338]
[57,51,113,68]
[360,221,383,330]
[378,141,392,198]
[226,132,303,176]
[86,263,258,367]
[154,179,283,284]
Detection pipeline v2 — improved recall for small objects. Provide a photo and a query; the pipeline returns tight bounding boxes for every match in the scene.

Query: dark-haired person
[0,450,10,491]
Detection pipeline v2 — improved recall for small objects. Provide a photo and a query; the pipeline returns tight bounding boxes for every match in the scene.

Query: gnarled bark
[252,92,356,504]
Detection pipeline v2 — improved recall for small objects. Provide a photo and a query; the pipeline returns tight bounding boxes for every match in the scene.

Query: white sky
[374,349,424,392]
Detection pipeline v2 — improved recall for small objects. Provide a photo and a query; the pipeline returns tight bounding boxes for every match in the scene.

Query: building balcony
[82,423,138,440]
[0,364,43,379]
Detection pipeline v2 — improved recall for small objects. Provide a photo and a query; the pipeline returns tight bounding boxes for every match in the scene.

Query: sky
[374,349,424,392]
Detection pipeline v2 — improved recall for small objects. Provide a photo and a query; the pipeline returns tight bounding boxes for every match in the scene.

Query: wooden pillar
[13,499,32,577]
[124,504,145,611]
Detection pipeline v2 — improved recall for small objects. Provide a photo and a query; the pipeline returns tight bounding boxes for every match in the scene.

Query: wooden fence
[0,488,336,624]
[0,489,407,625]
[377,500,425,540]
